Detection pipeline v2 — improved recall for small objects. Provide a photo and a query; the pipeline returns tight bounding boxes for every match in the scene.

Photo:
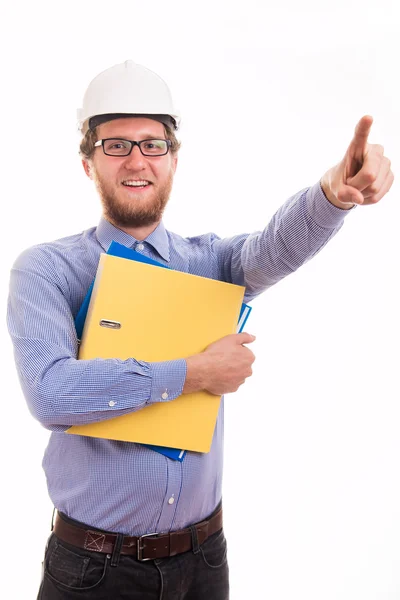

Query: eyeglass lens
[103,139,168,156]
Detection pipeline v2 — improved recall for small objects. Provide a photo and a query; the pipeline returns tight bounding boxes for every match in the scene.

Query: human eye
[104,139,131,154]
[142,139,167,154]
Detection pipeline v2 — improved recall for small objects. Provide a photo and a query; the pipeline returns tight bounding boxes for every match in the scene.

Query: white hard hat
[77,60,180,133]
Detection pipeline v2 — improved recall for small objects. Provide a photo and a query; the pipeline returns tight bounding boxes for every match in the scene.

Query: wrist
[320,175,355,211]
[183,354,207,394]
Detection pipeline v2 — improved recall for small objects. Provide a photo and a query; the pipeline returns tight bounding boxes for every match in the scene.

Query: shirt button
[137,243,144,251]
[161,392,169,400]
[168,497,175,505]
[108,401,116,407]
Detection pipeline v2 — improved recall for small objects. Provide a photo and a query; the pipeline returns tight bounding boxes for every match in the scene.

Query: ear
[172,154,178,174]
[82,159,92,179]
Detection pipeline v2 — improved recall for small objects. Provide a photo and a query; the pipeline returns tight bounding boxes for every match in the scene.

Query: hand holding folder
[68,243,251,453]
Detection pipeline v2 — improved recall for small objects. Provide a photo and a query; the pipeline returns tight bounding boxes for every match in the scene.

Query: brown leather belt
[53,506,223,562]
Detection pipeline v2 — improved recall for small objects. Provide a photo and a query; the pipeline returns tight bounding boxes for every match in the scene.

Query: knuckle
[235,379,245,390]
[364,171,376,185]
[373,143,384,154]
[368,183,379,195]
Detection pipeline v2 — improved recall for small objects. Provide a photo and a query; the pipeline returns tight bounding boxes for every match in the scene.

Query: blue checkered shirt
[7,182,348,535]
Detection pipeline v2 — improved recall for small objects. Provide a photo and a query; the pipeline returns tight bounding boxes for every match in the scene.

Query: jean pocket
[45,536,108,591]
[200,529,228,569]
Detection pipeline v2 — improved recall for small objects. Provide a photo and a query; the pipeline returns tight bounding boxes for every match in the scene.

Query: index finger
[235,332,256,344]
[351,115,373,155]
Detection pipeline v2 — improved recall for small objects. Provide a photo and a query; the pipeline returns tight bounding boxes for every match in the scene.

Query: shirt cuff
[148,359,187,404]
[306,181,355,229]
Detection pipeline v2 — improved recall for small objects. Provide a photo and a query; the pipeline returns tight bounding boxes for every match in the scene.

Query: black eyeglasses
[94,138,172,157]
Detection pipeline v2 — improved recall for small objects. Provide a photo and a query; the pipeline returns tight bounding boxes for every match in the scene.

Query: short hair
[80,121,181,160]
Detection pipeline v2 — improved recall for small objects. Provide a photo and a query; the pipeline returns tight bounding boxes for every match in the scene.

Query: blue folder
[75,241,252,461]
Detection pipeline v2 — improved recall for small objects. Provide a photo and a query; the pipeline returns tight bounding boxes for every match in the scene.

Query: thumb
[337,184,364,206]
[235,332,256,344]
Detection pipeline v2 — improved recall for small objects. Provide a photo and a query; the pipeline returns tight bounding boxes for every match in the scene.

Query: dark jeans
[37,516,229,599]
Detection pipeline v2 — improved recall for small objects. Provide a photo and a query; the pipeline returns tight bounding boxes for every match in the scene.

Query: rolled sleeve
[148,358,187,404]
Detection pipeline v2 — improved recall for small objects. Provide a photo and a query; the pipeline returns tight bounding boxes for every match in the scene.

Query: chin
[105,205,164,228]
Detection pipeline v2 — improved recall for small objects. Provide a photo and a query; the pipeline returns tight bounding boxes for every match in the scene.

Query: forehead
[98,117,166,139]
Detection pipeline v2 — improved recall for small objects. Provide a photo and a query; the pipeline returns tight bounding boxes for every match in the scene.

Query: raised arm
[213,117,393,299]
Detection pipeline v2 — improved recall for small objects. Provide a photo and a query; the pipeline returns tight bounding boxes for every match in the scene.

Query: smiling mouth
[122,179,151,189]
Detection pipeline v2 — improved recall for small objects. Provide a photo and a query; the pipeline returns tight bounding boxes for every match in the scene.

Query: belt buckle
[137,532,159,561]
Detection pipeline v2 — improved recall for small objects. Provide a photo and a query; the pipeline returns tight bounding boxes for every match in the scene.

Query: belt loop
[189,525,200,555]
[51,507,56,532]
[110,533,124,567]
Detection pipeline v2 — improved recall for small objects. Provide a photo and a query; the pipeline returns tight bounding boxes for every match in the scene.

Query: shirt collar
[96,216,170,262]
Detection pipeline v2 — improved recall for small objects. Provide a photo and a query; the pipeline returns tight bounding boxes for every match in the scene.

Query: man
[7,60,393,599]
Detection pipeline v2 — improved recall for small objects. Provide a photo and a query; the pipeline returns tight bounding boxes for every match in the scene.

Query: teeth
[123,180,150,187]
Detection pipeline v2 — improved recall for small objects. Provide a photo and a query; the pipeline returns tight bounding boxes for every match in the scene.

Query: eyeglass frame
[94,138,172,157]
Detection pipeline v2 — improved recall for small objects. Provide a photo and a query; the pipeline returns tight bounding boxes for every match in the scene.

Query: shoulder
[12,227,97,280]
[166,229,221,250]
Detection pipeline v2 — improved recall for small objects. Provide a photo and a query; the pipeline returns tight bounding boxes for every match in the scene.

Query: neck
[105,217,161,242]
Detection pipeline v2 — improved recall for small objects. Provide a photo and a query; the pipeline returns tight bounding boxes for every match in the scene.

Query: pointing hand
[321,116,394,210]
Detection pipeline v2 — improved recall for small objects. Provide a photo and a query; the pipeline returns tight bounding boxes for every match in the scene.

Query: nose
[123,145,147,169]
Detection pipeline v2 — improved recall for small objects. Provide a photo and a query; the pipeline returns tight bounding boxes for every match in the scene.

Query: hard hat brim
[88,113,179,131]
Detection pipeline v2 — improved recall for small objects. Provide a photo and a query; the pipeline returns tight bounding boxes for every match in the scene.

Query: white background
[1,1,399,598]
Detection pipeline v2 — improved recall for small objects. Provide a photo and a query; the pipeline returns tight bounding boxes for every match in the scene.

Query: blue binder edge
[74,241,251,461]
